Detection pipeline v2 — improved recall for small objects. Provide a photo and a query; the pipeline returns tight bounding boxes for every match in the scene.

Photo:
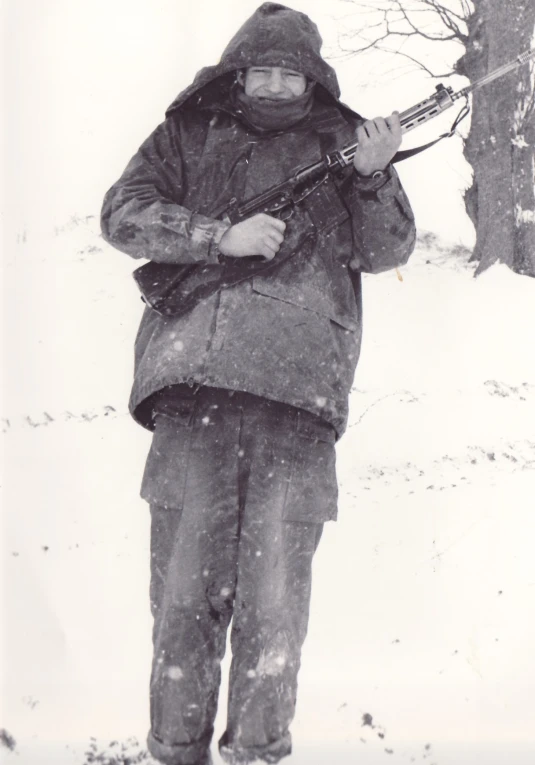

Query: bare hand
[353,112,402,177]
[219,213,286,261]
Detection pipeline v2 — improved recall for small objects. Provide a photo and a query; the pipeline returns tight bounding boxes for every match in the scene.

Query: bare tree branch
[421,0,469,25]
[340,0,470,38]
[331,0,469,72]
[384,46,456,78]
[460,0,474,19]
[394,0,464,41]
[420,0,468,42]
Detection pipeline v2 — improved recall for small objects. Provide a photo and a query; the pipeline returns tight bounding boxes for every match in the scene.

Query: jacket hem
[129,375,348,439]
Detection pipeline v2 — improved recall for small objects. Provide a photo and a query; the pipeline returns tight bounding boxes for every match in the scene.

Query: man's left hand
[353,112,401,177]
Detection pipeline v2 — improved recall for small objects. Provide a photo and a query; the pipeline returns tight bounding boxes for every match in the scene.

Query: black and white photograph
[2,2,535,764]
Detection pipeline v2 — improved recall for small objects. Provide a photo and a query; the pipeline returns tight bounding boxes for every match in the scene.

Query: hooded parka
[101,1,416,440]
[101,5,417,764]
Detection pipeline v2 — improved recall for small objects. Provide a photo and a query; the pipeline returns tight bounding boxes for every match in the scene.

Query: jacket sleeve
[346,164,416,274]
[100,117,231,264]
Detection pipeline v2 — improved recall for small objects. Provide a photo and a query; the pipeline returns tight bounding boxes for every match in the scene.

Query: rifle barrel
[458,48,535,98]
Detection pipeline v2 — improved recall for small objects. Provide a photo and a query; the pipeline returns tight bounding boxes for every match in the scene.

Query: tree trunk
[458,0,535,277]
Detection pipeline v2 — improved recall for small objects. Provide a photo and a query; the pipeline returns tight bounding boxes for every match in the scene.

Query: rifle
[134,49,535,316]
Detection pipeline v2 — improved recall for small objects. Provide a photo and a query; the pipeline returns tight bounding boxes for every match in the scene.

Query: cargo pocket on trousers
[140,398,197,510]
[283,411,338,523]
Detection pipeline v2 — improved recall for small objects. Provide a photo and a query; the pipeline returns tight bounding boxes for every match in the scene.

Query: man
[101,3,416,764]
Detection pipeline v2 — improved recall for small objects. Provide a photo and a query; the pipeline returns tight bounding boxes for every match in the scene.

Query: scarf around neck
[231,84,316,132]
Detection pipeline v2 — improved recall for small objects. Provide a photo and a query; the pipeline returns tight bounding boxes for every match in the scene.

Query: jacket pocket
[252,240,358,332]
[283,411,338,523]
[140,398,197,509]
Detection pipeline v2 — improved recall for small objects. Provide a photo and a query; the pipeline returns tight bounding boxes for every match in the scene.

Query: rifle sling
[393,101,470,163]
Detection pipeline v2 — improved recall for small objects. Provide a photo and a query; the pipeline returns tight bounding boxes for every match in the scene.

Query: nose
[265,69,284,93]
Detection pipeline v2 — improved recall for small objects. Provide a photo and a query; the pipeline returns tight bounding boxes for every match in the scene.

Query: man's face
[240,66,307,100]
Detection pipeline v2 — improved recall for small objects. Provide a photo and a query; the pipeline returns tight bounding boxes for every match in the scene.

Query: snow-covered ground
[3,220,534,765]
[2,2,535,764]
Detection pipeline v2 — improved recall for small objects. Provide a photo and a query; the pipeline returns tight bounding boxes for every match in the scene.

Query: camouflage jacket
[101,2,416,437]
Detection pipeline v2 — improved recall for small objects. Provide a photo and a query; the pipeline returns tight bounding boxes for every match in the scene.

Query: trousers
[140,387,338,765]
